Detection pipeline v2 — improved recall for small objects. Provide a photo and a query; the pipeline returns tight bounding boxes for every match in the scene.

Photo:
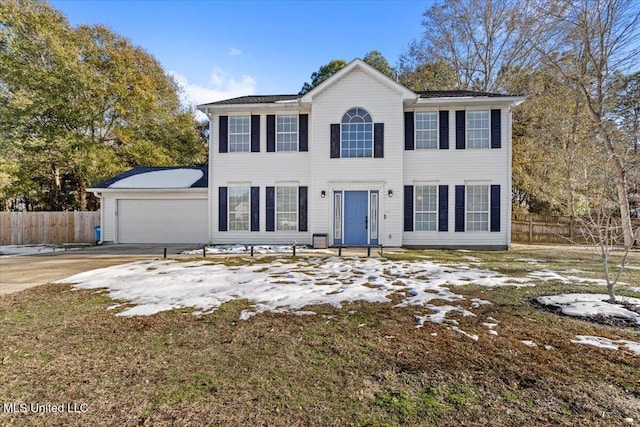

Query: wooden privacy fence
[511,213,579,245]
[0,212,100,245]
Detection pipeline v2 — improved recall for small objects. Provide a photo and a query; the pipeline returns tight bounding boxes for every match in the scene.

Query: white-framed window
[415,185,437,231]
[466,111,489,149]
[229,116,250,152]
[341,107,373,158]
[466,185,489,231]
[228,186,250,231]
[276,186,297,231]
[276,115,298,151]
[415,112,438,149]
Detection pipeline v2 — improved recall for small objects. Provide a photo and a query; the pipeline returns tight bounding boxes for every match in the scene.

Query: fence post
[528,216,533,243]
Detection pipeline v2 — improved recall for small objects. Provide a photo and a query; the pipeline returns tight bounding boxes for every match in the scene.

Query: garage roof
[90,166,208,190]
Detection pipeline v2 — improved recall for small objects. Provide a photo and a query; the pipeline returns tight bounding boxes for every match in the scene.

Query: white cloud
[168,68,256,120]
[228,47,242,56]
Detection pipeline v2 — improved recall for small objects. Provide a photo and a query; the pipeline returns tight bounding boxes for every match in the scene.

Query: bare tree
[405,0,541,92]
[574,161,638,302]
[530,0,640,247]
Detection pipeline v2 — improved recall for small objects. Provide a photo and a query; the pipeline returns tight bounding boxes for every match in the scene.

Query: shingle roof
[91,166,208,189]
[416,90,512,98]
[200,90,511,106]
[202,95,299,106]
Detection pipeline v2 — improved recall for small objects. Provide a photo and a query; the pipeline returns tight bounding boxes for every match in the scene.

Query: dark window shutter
[404,185,414,232]
[438,185,449,232]
[299,114,308,152]
[250,186,259,231]
[455,185,465,232]
[439,111,449,150]
[491,109,501,149]
[266,186,275,231]
[455,110,465,150]
[490,184,500,232]
[374,123,384,158]
[266,115,275,152]
[219,116,228,153]
[330,123,340,158]
[298,186,308,232]
[218,187,227,232]
[404,111,414,150]
[250,115,260,152]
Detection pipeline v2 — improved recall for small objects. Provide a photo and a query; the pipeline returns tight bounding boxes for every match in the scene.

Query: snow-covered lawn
[53,254,640,353]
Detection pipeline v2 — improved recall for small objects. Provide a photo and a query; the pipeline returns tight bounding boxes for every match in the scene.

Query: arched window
[341,107,372,158]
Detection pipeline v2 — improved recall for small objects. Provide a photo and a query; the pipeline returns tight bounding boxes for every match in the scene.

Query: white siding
[403,107,510,247]
[98,190,207,244]
[209,111,312,244]
[205,64,518,248]
[309,69,405,246]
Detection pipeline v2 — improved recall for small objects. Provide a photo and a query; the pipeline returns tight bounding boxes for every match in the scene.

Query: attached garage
[89,167,209,244]
[116,198,207,243]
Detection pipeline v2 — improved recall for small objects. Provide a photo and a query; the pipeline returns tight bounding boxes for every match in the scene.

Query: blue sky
[51,0,432,108]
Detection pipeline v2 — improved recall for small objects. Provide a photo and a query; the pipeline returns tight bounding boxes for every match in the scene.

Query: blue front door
[344,191,368,245]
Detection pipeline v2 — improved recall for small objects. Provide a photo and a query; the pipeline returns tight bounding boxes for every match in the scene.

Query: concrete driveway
[0,244,195,295]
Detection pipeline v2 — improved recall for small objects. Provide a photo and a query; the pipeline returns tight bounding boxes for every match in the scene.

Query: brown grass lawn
[1,245,639,426]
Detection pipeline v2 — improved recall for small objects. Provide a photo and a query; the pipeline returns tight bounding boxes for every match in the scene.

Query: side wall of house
[402,105,511,248]
[208,107,313,244]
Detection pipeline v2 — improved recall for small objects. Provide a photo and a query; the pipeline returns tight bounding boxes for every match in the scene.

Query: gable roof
[299,58,416,103]
[90,166,208,190]
[196,58,525,110]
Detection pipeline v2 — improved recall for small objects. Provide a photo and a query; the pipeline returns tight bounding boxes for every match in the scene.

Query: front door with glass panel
[334,190,379,245]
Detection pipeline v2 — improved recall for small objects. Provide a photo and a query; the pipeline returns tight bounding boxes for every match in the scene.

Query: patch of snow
[488,330,499,336]
[537,293,640,324]
[415,305,475,326]
[451,326,478,341]
[529,269,609,286]
[544,345,555,350]
[482,322,498,329]
[631,287,640,293]
[571,335,640,355]
[55,256,631,329]
[181,244,331,256]
[109,169,203,189]
[515,258,543,264]
[521,340,538,347]
[0,245,75,257]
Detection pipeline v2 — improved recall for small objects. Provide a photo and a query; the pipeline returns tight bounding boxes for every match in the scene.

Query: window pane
[341,108,373,158]
[415,112,438,149]
[228,186,250,231]
[415,185,437,231]
[276,186,297,231]
[276,115,298,151]
[466,185,488,231]
[229,116,250,152]
[466,111,489,149]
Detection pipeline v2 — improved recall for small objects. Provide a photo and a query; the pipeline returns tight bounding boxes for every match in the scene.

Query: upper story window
[415,112,438,149]
[276,115,298,151]
[229,116,250,152]
[466,111,489,149]
[341,107,372,158]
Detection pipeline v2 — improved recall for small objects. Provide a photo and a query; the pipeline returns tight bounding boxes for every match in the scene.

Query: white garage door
[117,199,207,243]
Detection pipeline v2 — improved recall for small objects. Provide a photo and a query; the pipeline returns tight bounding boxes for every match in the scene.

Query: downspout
[507,102,515,249]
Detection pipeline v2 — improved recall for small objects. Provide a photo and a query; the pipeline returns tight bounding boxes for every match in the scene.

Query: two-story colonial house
[90,59,524,249]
